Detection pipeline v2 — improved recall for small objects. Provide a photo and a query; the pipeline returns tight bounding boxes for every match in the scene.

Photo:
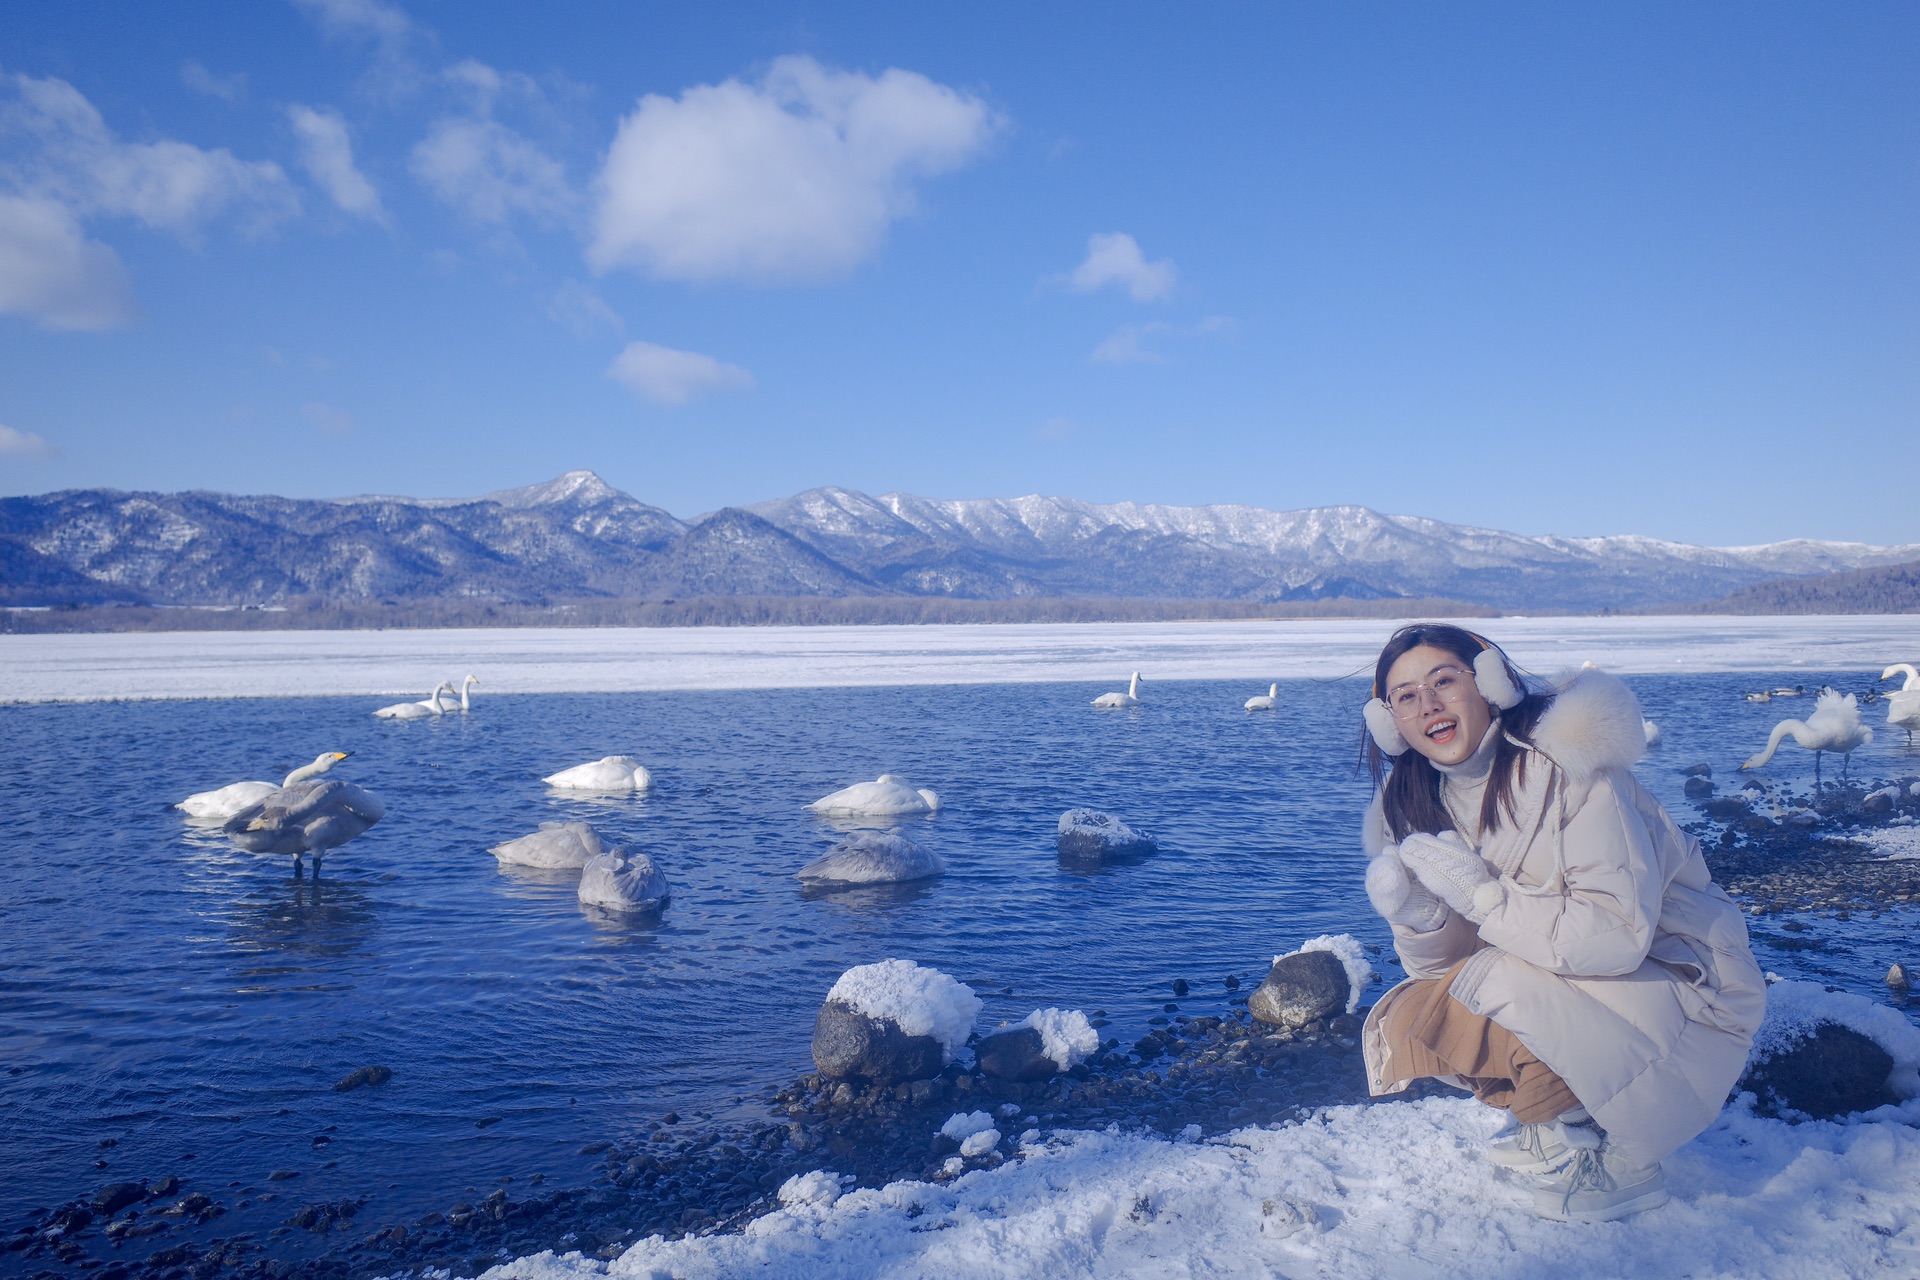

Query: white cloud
[291,0,415,58]
[180,61,246,102]
[412,115,572,226]
[289,106,385,222]
[549,279,623,339]
[1070,232,1176,302]
[0,195,136,331]
[1090,323,1168,365]
[606,339,753,405]
[0,72,298,236]
[0,423,60,459]
[302,401,357,433]
[589,54,998,284]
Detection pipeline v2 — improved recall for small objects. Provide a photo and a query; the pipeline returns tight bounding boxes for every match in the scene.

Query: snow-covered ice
[825,961,982,1060]
[5,614,1917,702]
[1015,1008,1100,1071]
[480,1093,1920,1280]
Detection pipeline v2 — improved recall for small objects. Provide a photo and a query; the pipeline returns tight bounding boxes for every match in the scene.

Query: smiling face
[1382,644,1495,766]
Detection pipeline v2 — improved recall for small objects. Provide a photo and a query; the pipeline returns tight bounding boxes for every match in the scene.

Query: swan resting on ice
[1742,690,1872,783]
[1245,683,1278,711]
[797,829,945,885]
[543,756,653,791]
[1092,672,1143,709]
[177,752,348,821]
[489,821,603,869]
[578,848,670,912]
[374,681,455,719]
[221,769,386,874]
[807,774,940,816]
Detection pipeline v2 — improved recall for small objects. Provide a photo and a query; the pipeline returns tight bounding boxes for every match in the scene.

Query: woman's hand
[1366,847,1449,932]
[1399,831,1502,923]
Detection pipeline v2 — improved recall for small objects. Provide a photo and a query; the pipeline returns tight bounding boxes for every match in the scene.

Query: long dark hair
[1361,623,1554,842]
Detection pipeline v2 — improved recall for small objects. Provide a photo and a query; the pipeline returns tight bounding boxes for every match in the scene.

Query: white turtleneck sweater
[1435,716,1501,845]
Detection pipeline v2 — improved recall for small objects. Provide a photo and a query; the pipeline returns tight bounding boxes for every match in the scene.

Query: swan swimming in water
[1092,672,1143,709]
[1741,690,1872,784]
[221,764,386,874]
[488,821,603,869]
[796,829,945,885]
[544,756,653,791]
[441,674,479,713]
[374,681,455,719]
[177,752,348,821]
[1882,664,1920,747]
[578,847,670,913]
[1244,683,1278,711]
[808,774,941,816]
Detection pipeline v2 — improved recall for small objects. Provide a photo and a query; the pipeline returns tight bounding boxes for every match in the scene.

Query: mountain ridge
[3,470,1915,612]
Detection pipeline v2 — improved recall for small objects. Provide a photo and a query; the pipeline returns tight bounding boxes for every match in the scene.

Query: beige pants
[1375,959,1580,1125]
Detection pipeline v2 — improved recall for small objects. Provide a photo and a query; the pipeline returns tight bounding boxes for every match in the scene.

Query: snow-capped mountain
[1,471,1913,611]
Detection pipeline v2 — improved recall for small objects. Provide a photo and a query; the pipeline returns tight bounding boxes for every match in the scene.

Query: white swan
[177,752,348,821]
[1741,690,1873,783]
[578,848,670,912]
[797,829,945,885]
[1744,691,1772,704]
[808,774,940,816]
[1881,664,1920,746]
[442,674,479,713]
[543,756,652,791]
[222,766,385,874]
[488,821,603,869]
[1244,683,1278,711]
[1092,672,1143,709]
[374,681,455,719]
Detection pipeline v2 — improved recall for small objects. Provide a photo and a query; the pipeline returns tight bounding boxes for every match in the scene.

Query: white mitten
[1365,852,1448,932]
[1398,830,1503,923]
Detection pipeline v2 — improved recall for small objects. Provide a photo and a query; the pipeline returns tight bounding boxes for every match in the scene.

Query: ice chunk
[826,960,981,1059]
[776,1170,843,1208]
[958,1128,1000,1158]
[1017,1008,1100,1070]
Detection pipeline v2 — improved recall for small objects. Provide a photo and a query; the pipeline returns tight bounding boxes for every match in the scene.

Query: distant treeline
[1668,560,1920,616]
[0,594,1498,634]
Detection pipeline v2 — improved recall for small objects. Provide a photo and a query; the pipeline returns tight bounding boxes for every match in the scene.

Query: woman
[1356,624,1764,1222]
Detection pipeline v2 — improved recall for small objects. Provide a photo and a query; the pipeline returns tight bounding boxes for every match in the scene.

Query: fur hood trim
[1527,668,1646,781]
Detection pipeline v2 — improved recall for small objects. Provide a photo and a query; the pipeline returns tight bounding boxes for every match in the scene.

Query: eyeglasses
[1383,664,1477,721]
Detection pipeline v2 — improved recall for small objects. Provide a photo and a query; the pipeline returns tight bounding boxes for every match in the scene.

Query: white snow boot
[1531,1141,1668,1223]
[1486,1109,1596,1173]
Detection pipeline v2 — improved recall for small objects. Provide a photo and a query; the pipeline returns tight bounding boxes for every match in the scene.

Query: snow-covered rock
[1056,809,1156,863]
[812,961,982,1084]
[1249,950,1349,1030]
[977,1008,1100,1081]
[1739,979,1920,1117]
[489,821,603,869]
[1292,935,1375,1016]
[796,830,944,885]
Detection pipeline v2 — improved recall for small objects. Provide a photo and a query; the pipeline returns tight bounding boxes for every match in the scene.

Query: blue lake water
[2,672,1915,1241]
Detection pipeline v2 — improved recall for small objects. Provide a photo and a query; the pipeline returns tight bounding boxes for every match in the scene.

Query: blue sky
[0,2,1914,546]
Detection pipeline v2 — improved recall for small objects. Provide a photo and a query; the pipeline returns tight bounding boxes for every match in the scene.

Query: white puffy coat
[1360,670,1766,1168]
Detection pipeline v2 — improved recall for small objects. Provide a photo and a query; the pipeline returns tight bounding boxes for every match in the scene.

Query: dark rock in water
[1741,1023,1898,1120]
[1683,763,1712,778]
[1684,776,1715,799]
[1172,978,1190,997]
[976,1027,1057,1082]
[334,1065,393,1092]
[148,1175,180,1197]
[268,1169,300,1182]
[797,829,944,885]
[811,1000,944,1085]
[1701,795,1751,819]
[1862,789,1896,815]
[1223,974,1240,991]
[1248,951,1349,1030]
[91,1182,146,1215]
[1056,809,1156,863]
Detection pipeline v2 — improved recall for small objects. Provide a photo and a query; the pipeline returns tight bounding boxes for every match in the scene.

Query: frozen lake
[3,613,1918,702]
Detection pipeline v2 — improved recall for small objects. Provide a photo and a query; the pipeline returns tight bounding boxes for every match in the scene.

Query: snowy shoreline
[3,614,1915,704]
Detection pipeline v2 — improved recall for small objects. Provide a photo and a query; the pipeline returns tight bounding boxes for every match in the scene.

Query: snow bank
[1016,1008,1100,1070]
[826,960,982,1060]
[481,1092,1920,1280]
[1278,934,1375,1015]
[1754,979,1920,1098]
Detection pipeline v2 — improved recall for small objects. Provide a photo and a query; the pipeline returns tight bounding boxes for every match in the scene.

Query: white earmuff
[1363,697,1410,755]
[1473,648,1524,710]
